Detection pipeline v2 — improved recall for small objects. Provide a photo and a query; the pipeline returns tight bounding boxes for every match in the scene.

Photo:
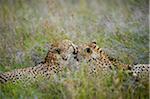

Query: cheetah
[0,40,78,84]
[76,41,128,76]
[76,41,149,81]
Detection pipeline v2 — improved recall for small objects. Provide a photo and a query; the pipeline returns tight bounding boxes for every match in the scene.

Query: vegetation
[0,0,149,99]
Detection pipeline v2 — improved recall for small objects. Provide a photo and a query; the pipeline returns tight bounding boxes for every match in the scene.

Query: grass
[0,0,149,99]
[0,64,148,99]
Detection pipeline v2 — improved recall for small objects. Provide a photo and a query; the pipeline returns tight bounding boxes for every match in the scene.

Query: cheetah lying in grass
[76,41,149,82]
[0,40,79,84]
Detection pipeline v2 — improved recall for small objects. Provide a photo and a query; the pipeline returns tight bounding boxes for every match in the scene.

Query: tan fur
[0,40,78,84]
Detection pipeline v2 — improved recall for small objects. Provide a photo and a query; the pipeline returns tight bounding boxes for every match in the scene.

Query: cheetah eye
[85,48,92,53]
[55,48,61,54]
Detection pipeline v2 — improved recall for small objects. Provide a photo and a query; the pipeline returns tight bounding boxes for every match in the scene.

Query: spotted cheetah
[0,40,78,84]
[77,41,149,80]
[76,41,129,75]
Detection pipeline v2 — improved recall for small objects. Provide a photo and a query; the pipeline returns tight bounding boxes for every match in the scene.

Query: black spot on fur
[86,48,91,53]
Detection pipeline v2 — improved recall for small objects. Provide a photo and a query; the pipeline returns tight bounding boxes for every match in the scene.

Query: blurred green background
[0,0,149,98]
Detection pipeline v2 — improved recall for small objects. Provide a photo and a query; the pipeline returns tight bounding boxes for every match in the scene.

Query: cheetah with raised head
[76,41,128,76]
[77,41,149,81]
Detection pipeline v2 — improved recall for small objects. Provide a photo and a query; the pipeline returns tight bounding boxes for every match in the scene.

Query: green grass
[0,64,148,99]
[0,0,149,99]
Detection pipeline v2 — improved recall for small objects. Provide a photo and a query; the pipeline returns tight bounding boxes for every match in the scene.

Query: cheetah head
[45,40,80,71]
[78,41,102,61]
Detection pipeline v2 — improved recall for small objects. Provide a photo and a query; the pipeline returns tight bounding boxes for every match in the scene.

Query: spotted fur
[131,64,149,81]
[0,40,78,84]
[0,40,149,84]
[77,42,129,75]
[77,41,149,80]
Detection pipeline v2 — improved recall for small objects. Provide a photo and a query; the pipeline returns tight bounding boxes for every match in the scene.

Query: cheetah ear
[92,41,96,44]
[91,40,97,44]
[48,44,54,50]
